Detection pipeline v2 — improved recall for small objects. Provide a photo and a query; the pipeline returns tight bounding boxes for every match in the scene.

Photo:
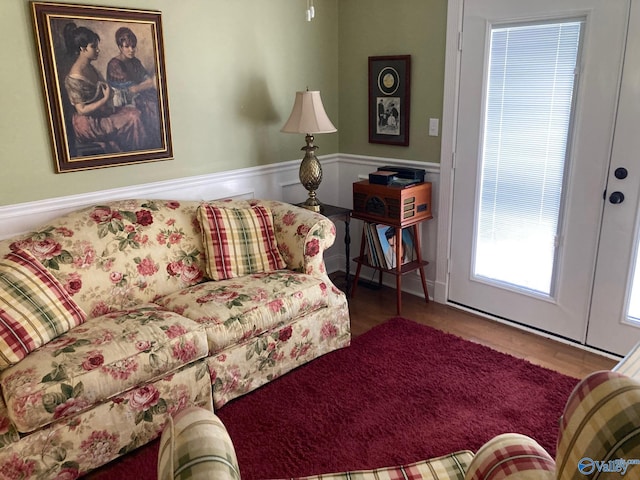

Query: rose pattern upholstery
[1,304,208,433]
[4,199,206,317]
[0,199,350,478]
[206,298,351,408]
[155,271,333,353]
[2,362,211,479]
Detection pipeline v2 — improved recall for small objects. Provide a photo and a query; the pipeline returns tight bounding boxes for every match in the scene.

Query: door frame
[434,0,463,304]
[434,0,621,358]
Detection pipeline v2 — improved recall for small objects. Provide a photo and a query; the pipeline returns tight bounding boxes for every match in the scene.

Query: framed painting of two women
[31,2,173,173]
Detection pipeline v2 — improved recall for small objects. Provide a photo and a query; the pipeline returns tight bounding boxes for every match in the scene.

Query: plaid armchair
[466,369,640,479]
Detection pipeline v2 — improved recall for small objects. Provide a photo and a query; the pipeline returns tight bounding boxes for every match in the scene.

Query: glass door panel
[474,21,582,295]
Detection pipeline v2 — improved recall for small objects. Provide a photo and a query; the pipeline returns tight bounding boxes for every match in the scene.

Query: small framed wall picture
[368,55,411,146]
[31,2,173,172]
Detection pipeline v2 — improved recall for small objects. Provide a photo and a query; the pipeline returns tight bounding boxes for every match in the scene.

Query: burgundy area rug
[87,317,579,479]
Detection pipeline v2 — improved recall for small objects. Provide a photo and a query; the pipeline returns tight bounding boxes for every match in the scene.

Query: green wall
[0,0,447,207]
[338,0,447,162]
[0,0,339,205]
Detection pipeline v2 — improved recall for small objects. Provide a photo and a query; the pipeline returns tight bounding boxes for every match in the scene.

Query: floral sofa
[0,198,350,478]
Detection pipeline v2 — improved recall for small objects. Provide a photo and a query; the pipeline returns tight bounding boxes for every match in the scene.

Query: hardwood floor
[333,273,619,379]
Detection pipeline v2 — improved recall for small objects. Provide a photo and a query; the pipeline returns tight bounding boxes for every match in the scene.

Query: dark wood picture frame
[368,55,411,146]
[31,2,173,173]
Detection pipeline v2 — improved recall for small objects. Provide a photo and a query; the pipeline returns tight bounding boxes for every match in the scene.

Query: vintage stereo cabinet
[352,180,432,227]
[351,180,433,315]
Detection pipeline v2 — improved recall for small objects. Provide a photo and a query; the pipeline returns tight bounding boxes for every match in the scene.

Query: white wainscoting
[0,155,441,300]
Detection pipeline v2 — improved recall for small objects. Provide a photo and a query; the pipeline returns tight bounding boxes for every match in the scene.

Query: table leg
[344,216,351,296]
[350,226,367,299]
[413,224,429,303]
[396,228,402,315]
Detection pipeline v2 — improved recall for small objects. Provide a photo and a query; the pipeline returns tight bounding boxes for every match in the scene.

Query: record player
[352,180,432,227]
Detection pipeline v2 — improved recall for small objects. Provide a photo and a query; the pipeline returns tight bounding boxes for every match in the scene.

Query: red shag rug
[87,317,579,479]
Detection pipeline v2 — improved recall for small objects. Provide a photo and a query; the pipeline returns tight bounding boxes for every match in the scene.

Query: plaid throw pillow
[0,249,86,369]
[198,204,287,281]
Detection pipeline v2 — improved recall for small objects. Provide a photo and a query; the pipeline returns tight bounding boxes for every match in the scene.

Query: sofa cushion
[197,204,286,281]
[155,271,330,353]
[0,361,213,479]
[0,304,208,433]
[3,200,207,319]
[0,249,86,370]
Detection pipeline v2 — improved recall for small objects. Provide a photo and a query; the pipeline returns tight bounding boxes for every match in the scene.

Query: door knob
[615,167,628,179]
[609,191,625,204]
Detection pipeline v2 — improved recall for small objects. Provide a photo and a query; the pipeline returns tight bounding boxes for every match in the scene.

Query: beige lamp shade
[281,90,337,134]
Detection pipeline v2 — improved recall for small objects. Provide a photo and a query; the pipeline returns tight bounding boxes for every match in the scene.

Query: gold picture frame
[31,2,173,172]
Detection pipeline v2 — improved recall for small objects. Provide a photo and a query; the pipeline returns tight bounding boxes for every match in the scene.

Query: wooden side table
[350,181,433,315]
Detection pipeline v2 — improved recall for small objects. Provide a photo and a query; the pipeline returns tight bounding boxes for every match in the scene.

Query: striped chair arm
[556,370,640,479]
[158,406,240,480]
[287,451,475,480]
[463,433,555,480]
[613,342,640,379]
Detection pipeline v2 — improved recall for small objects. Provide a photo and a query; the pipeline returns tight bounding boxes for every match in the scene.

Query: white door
[449,0,630,344]
[587,1,640,354]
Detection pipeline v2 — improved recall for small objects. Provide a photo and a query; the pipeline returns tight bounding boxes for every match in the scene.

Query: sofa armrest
[464,433,555,480]
[266,201,336,276]
[158,406,240,480]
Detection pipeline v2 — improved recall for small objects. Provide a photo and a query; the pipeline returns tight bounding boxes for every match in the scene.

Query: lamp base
[299,198,323,213]
[298,134,324,213]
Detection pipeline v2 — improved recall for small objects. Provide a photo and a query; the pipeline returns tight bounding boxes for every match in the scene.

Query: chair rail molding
[0,158,332,238]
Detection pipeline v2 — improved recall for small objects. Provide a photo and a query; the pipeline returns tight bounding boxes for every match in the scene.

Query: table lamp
[281,90,337,212]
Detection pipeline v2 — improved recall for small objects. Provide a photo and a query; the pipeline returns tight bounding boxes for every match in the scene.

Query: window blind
[474,20,583,295]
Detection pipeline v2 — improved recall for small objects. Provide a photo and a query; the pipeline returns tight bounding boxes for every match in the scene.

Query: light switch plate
[429,118,439,137]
